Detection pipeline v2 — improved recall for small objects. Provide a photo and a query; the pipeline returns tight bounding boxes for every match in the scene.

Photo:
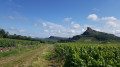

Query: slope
[59,27,120,43]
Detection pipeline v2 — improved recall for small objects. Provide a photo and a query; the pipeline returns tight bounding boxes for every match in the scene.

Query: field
[0,38,41,47]
[55,43,120,67]
[0,38,57,67]
[1,38,120,67]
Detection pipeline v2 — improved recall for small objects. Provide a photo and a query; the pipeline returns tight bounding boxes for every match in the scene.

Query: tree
[0,29,6,38]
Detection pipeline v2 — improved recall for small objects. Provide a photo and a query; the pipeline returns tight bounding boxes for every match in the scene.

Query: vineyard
[0,38,41,47]
[55,43,120,67]
[0,38,54,67]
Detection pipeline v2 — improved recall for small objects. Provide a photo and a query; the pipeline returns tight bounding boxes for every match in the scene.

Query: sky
[0,0,120,38]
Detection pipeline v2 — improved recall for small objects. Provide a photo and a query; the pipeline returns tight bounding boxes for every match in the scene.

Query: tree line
[0,29,44,43]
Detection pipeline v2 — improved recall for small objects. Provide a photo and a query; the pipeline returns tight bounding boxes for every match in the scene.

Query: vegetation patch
[0,44,41,59]
[55,43,120,67]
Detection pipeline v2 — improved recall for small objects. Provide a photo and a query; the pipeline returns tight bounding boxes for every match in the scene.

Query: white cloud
[71,21,75,24]
[41,20,82,37]
[58,30,61,33]
[42,23,47,27]
[102,20,120,35]
[34,16,120,37]
[71,30,76,34]
[73,24,80,29]
[115,30,120,34]
[87,14,98,21]
[87,14,120,36]
[48,26,52,29]
[71,21,80,29]
[105,21,117,28]
[34,24,38,27]
[44,30,49,32]
[84,24,92,28]
[94,29,101,31]
[18,30,25,33]
[9,27,16,30]
[81,29,85,32]
[47,22,63,29]
[101,16,117,21]
[64,17,72,22]
[40,20,95,37]
[87,14,117,22]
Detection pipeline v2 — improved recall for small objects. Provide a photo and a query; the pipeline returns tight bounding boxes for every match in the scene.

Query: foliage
[0,38,41,47]
[55,43,120,67]
[0,29,45,43]
[0,29,9,38]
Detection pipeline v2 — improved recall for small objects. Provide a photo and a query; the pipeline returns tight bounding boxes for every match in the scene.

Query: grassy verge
[0,44,42,59]
[0,44,47,67]
[31,44,63,67]
[31,44,53,67]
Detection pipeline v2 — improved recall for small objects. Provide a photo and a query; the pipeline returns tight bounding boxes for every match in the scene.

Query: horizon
[0,0,120,38]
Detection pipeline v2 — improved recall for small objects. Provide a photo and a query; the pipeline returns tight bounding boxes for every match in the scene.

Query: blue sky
[0,0,120,38]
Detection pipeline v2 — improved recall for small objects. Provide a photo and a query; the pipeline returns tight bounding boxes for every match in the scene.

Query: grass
[0,44,48,67]
[31,44,53,67]
[0,44,42,59]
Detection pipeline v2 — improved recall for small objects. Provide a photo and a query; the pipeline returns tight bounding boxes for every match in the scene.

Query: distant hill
[48,36,67,40]
[33,37,46,39]
[35,36,68,43]
[59,27,120,43]
[82,27,119,40]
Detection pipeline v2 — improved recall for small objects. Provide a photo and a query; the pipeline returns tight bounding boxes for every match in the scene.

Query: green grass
[0,44,48,67]
[30,45,52,67]
[0,44,42,59]
[0,38,41,47]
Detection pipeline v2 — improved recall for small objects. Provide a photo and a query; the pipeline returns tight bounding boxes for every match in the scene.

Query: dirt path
[31,44,54,67]
[22,45,49,67]
[0,45,52,67]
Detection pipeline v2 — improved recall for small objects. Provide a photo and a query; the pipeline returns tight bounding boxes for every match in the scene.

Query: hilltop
[59,27,120,43]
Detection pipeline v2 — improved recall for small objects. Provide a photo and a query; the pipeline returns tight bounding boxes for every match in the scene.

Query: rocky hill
[59,27,120,43]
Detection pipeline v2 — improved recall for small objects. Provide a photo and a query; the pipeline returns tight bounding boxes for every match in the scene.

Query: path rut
[0,45,50,67]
